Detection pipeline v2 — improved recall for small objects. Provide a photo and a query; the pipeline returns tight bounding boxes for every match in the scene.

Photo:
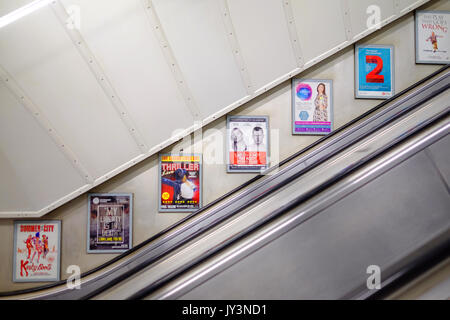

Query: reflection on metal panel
[426,135,450,187]
[179,147,450,299]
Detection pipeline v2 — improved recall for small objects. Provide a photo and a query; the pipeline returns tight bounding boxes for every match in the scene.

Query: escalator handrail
[128,108,450,300]
[77,68,450,300]
[61,69,450,300]
[0,65,448,298]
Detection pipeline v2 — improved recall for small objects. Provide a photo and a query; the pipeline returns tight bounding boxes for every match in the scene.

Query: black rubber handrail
[1,65,448,298]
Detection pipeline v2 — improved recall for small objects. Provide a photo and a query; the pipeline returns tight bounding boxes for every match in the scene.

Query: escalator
[1,66,449,300]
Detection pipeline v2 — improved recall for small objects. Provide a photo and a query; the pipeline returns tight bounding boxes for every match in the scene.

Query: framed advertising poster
[415,11,450,64]
[355,44,394,99]
[87,193,133,253]
[227,115,270,173]
[159,154,202,212]
[13,220,61,282]
[292,79,333,135]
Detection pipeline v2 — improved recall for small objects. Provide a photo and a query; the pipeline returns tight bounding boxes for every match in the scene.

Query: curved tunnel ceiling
[0,0,430,217]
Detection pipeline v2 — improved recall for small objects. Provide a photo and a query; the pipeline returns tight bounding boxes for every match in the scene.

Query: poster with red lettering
[159,154,202,212]
[227,115,270,173]
[13,220,61,282]
[415,10,450,64]
[355,44,394,99]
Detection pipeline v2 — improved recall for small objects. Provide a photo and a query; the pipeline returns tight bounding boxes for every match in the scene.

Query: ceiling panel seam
[35,184,93,217]
[0,65,95,186]
[49,0,150,154]
[218,0,253,95]
[281,0,304,68]
[1,184,93,218]
[400,0,428,15]
[141,0,202,122]
[340,0,354,41]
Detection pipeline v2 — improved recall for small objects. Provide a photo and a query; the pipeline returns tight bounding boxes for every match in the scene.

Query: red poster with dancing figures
[13,220,61,282]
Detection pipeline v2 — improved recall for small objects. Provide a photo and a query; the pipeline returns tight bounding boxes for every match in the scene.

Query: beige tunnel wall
[0,0,449,292]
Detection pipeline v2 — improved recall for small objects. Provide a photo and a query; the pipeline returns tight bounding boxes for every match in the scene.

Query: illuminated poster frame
[355,44,395,99]
[227,115,270,173]
[87,193,133,253]
[415,10,450,64]
[158,154,202,212]
[13,220,61,282]
[291,79,334,135]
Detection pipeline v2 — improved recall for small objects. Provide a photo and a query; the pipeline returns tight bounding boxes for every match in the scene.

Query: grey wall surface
[0,0,448,292]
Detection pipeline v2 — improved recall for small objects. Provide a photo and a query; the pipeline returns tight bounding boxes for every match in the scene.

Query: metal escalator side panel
[145,119,450,300]
[1,68,448,300]
[93,93,449,300]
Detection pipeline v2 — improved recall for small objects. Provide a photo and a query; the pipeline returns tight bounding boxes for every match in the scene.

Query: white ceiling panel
[0,82,86,214]
[226,0,298,92]
[152,0,248,118]
[0,0,432,217]
[290,0,348,64]
[0,0,34,17]
[347,0,396,39]
[0,6,142,179]
[60,0,195,148]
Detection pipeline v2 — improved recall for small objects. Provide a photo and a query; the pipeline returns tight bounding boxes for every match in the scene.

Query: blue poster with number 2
[355,45,394,99]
